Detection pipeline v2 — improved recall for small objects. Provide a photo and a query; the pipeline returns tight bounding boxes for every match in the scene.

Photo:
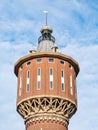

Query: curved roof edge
[14,52,80,77]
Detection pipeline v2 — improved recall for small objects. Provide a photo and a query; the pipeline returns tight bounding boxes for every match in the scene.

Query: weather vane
[43,10,48,26]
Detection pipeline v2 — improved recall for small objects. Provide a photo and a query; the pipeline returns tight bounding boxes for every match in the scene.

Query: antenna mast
[43,10,48,25]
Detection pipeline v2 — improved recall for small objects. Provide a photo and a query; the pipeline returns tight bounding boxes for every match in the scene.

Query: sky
[0,0,98,130]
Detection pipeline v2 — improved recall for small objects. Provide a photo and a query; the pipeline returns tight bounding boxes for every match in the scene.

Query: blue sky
[0,0,98,130]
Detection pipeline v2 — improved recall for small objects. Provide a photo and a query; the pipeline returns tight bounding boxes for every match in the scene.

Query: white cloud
[0,40,98,130]
[60,44,98,130]
[0,42,31,130]
[0,0,98,130]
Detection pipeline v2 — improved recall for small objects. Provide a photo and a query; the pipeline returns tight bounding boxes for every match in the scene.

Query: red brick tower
[14,23,79,130]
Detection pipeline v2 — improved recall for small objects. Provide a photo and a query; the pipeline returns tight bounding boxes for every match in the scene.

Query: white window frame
[49,68,53,89]
[61,70,65,91]
[26,70,30,92]
[37,68,41,90]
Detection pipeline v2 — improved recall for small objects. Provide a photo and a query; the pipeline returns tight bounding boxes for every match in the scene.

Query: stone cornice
[25,114,68,128]
[17,95,76,107]
[14,52,80,77]
[17,96,77,121]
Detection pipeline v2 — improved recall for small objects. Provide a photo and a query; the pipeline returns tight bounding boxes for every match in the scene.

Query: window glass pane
[61,70,64,77]
[69,64,72,69]
[26,84,30,92]
[50,81,53,89]
[49,58,54,62]
[70,74,73,95]
[50,68,53,75]
[38,68,40,75]
[60,60,64,64]
[37,81,40,89]
[62,83,64,91]
[27,71,30,78]
[37,58,42,62]
[27,61,31,66]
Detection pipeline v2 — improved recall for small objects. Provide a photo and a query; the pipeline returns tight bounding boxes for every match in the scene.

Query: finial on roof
[37,12,57,52]
[41,10,53,34]
[43,10,48,26]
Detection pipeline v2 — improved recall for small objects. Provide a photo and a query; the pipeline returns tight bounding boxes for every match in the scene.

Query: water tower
[14,13,79,130]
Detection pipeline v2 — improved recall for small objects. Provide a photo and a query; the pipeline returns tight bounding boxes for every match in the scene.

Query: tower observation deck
[14,18,80,130]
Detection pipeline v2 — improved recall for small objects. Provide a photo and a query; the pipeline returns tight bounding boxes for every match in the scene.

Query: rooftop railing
[38,35,55,44]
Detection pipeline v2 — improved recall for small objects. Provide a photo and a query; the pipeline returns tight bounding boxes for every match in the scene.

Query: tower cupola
[14,13,80,130]
[39,25,55,43]
[37,11,56,52]
[37,25,56,52]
